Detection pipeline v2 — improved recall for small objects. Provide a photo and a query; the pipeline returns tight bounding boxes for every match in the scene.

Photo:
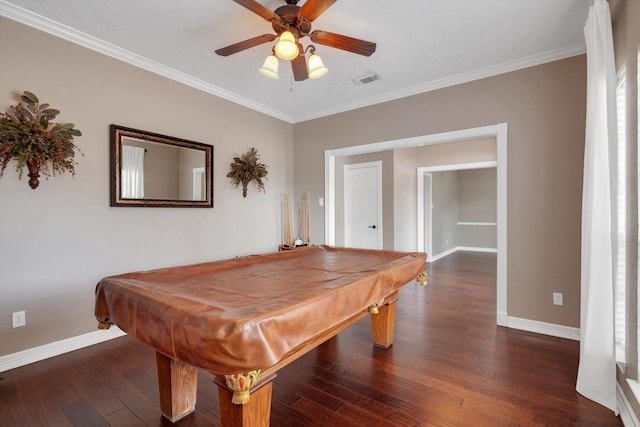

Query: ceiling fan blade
[291,54,308,81]
[299,0,337,22]
[310,30,376,56]
[215,34,277,56]
[232,0,278,21]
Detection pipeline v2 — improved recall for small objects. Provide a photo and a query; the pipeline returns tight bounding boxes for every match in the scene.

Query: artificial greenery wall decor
[227,147,268,198]
[0,91,82,189]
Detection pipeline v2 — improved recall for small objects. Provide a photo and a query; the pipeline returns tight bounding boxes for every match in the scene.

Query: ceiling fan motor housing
[272,5,311,37]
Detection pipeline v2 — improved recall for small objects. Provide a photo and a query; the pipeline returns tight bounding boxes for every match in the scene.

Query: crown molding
[293,44,586,123]
[0,1,294,123]
[1,1,585,125]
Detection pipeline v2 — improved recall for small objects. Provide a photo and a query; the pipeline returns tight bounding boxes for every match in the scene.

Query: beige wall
[458,168,497,249]
[143,142,180,199]
[458,168,497,222]
[415,137,497,166]
[393,148,418,251]
[0,18,293,355]
[293,55,586,328]
[432,171,459,255]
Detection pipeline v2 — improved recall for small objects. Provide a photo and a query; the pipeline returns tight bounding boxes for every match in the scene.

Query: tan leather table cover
[95,245,426,375]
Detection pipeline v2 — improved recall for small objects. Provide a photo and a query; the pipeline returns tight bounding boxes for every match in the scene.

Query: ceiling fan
[215,0,377,81]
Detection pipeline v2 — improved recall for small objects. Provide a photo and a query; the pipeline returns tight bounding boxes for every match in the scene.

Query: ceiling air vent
[353,73,380,86]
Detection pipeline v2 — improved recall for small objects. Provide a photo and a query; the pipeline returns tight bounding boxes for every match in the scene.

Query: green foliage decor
[227,147,268,198]
[0,90,82,188]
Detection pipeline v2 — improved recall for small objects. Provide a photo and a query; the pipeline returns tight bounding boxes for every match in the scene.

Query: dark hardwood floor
[0,251,623,426]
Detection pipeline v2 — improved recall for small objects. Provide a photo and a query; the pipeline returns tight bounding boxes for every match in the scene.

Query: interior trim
[507,316,580,341]
[0,2,585,124]
[429,246,497,262]
[325,123,508,327]
[0,327,126,373]
[0,1,293,123]
[294,45,586,123]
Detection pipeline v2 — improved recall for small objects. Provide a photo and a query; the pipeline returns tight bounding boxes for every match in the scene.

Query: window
[615,66,626,364]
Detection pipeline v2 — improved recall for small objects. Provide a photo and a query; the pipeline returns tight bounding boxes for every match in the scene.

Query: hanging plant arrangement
[227,147,268,198]
[0,90,82,189]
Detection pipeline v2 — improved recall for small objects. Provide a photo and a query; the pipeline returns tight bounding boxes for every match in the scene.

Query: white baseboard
[429,246,497,262]
[497,310,508,327]
[0,327,126,372]
[506,316,580,341]
[429,247,458,262]
[457,246,498,253]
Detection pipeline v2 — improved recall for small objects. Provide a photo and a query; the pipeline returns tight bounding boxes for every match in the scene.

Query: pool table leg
[156,352,198,422]
[217,377,274,427]
[371,298,397,349]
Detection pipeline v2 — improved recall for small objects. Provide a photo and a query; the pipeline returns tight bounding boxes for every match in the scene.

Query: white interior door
[344,161,382,249]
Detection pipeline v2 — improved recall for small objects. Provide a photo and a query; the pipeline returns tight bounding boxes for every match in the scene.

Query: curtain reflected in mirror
[121,144,145,198]
[110,125,213,207]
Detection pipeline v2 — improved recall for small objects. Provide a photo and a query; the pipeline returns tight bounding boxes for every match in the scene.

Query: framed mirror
[110,125,213,207]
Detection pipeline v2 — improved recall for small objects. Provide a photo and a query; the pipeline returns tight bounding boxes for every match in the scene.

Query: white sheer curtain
[576,0,618,414]
[121,145,145,198]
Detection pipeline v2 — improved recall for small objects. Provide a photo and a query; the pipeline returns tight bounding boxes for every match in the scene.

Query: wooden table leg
[156,352,198,422]
[370,299,397,349]
[217,376,274,427]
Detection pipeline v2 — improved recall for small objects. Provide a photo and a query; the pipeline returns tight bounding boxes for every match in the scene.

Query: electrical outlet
[319,197,324,207]
[12,311,26,328]
[553,293,563,306]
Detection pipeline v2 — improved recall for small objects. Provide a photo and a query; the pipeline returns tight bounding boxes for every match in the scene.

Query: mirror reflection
[110,125,213,207]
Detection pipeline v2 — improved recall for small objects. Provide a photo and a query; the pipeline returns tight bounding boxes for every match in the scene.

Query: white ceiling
[1,0,590,123]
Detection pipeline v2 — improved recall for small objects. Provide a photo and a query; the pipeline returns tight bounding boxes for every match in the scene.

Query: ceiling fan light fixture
[258,54,279,79]
[308,52,328,79]
[274,30,299,60]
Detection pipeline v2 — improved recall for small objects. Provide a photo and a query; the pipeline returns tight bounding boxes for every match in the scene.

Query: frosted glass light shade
[308,53,328,79]
[258,54,279,79]
[274,31,299,60]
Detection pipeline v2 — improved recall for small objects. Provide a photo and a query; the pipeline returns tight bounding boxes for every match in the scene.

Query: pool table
[95,245,427,426]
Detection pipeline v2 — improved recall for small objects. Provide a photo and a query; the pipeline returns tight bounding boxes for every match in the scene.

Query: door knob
[368,225,377,229]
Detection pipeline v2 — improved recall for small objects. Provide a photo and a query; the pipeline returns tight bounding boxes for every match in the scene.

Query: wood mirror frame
[110,125,213,207]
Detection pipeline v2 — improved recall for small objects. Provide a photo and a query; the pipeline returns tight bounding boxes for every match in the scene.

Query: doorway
[417,161,497,262]
[324,123,508,326]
